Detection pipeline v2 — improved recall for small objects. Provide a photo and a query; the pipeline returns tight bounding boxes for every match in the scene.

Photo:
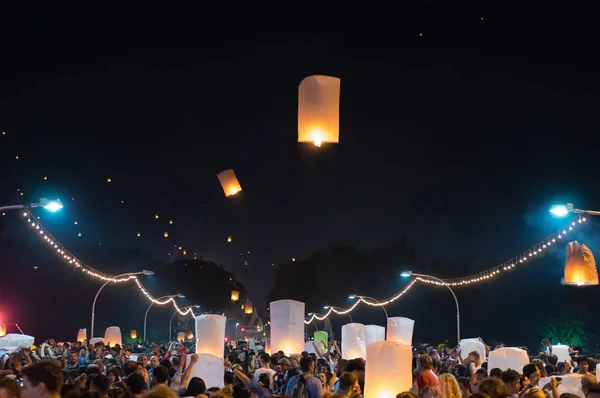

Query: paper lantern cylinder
[177,332,185,342]
[364,341,412,398]
[77,328,87,342]
[459,338,486,362]
[298,75,341,147]
[245,301,253,314]
[365,325,386,345]
[386,317,414,344]
[130,330,137,339]
[89,337,104,346]
[487,347,529,372]
[564,241,599,286]
[0,334,35,350]
[217,169,242,197]
[342,323,366,359]
[195,314,226,358]
[314,331,328,351]
[265,338,271,354]
[186,331,194,340]
[187,353,224,388]
[270,299,305,355]
[231,291,240,301]
[0,324,6,337]
[552,345,571,363]
[538,374,585,397]
[104,327,122,347]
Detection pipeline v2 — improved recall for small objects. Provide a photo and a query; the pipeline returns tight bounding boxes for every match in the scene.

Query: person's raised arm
[225,359,249,383]
[179,354,198,390]
[21,348,32,366]
[312,341,324,359]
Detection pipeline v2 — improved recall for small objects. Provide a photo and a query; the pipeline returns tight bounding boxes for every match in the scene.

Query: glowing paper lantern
[364,341,412,398]
[195,314,226,358]
[177,332,185,342]
[187,353,224,389]
[130,330,137,339]
[0,325,6,337]
[270,299,305,355]
[539,374,585,397]
[245,301,253,314]
[341,323,366,359]
[164,232,169,238]
[89,337,104,346]
[104,326,122,347]
[314,331,328,351]
[386,317,414,344]
[564,241,599,286]
[298,75,341,147]
[551,345,571,363]
[0,334,35,350]
[304,341,318,354]
[77,328,87,342]
[487,347,530,372]
[186,331,194,340]
[365,325,386,346]
[217,169,242,197]
[459,338,486,362]
[231,291,240,301]
[227,236,232,243]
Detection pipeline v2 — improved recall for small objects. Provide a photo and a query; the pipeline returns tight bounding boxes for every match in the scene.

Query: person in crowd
[335,373,359,398]
[21,361,63,398]
[437,373,461,398]
[0,379,21,398]
[417,355,439,390]
[285,356,322,398]
[500,369,521,397]
[522,364,542,389]
[254,353,276,391]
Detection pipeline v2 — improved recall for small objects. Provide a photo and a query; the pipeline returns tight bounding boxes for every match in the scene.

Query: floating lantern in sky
[164,232,169,238]
[155,214,159,219]
[231,290,240,301]
[298,75,341,147]
[245,301,254,314]
[183,249,187,255]
[137,232,141,237]
[564,241,599,286]
[186,331,194,340]
[104,326,122,347]
[217,169,242,197]
[130,330,137,339]
[169,220,173,225]
[227,236,232,243]
[74,221,78,225]
[107,178,111,183]
[78,232,82,237]
[0,324,6,337]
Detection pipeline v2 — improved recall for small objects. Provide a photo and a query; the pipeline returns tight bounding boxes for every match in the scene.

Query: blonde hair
[438,374,462,398]
[522,388,546,398]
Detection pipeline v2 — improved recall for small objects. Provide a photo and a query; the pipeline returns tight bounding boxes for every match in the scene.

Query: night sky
[1,2,600,347]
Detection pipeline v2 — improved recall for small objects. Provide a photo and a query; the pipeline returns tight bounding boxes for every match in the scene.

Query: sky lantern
[245,301,254,314]
[130,330,137,339]
[270,300,305,355]
[164,232,169,238]
[227,236,232,243]
[217,169,242,197]
[564,241,599,286]
[0,324,6,337]
[186,331,194,340]
[231,290,240,301]
[195,314,226,358]
[77,328,87,342]
[298,75,341,147]
[364,341,412,398]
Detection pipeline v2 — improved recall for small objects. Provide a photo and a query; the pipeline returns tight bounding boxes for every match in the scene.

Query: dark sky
[1,2,600,346]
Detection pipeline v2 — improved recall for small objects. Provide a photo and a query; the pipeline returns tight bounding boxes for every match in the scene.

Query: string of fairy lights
[22,209,194,316]
[305,215,586,324]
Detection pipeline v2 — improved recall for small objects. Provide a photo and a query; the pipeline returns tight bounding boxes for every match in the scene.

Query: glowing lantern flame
[217,169,243,198]
[564,241,599,286]
[298,75,341,147]
[231,290,240,301]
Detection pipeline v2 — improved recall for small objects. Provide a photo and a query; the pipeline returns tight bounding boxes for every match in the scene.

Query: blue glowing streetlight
[549,203,572,217]
[0,198,64,213]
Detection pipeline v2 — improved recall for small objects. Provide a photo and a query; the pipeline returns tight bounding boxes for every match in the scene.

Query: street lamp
[0,198,64,213]
[349,295,388,319]
[235,322,239,341]
[550,203,600,217]
[402,271,461,343]
[323,305,353,323]
[90,270,154,338]
[143,293,185,342]
[169,305,200,341]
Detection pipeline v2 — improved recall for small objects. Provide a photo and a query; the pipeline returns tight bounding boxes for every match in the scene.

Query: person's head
[0,379,21,398]
[150,356,159,369]
[8,353,22,369]
[69,352,79,365]
[397,393,418,398]
[152,366,169,386]
[581,375,598,397]
[318,372,327,386]
[338,372,359,395]
[22,361,64,398]
[257,373,270,390]
[290,358,299,369]
[184,377,206,397]
[475,368,487,385]
[523,363,541,384]
[347,358,366,382]
[429,349,440,362]
[279,358,291,373]
[138,355,148,367]
[579,358,590,374]
[489,368,502,379]
[90,375,110,396]
[438,373,461,398]
[224,372,235,386]
[478,378,506,398]
[418,354,433,372]
[170,356,180,368]
[501,369,521,395]
[522,388,546,398]
[260,353,270,368]
[126,373,146,395]
[334,359,349,378]
[299,356,314,374]
[557,361,572,375]
[468,351,481,364]
[419,386,441,398]
[141,385,178,398]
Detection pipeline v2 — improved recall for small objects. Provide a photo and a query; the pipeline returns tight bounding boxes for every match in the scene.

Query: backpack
[291,375,310,398]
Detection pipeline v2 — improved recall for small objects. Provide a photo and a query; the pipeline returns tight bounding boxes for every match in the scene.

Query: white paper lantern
[104,327,122,347]
[0,334,35,350]
[365,325,386,345]
[187,353,224,388]
[386,317,414,345]
[487,347,529,372]
[298,75,341,147]
[539,374,585,397]
[364,341,412,398]
[89,337,104,346]
[551,345,571,363]
[195,314,226,358]
[270,300,305,355]
[77,328,87,342]
[342,323,366,359]
[177,332,185,342]
[304,341,318,355]
[459,338,486,362]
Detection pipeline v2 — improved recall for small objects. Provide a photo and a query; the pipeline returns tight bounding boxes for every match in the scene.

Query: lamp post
[169,305,200,341]
[235,322,239,342]
[402,271,461,343]
[90,270,154,338]
[550,203,600,217]
[0,198,64,213]
[143,294,185,342]
[323,306,353,323]
[348,295,389,319]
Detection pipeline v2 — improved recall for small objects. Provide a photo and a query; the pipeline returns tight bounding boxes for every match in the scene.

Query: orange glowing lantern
[227,236,232,243]
[298,75,341,147]
[130,330,137,339]
[245,301,253,314]
[564,241,599,286]
[231,290,240,301]
[0,324,6,337]
[217,169,242,197]
[164,232,169,238]
[186,331,194,340]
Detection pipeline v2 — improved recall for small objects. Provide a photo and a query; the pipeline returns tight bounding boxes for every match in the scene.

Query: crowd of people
[0,337,599,398]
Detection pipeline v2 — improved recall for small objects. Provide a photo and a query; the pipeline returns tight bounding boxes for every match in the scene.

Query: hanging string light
[21,209,194,316]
